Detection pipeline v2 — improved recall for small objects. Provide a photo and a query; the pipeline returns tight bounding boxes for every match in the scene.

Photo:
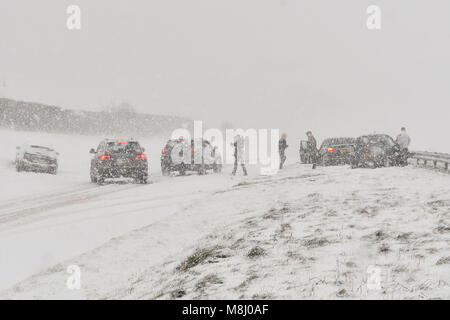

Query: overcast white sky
[0,0,449,151]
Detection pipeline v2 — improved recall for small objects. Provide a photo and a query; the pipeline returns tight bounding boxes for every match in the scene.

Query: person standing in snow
[231,134,247,176]
[306,131,318,169]
[396,127,411,150]
[395,127,411,166]
[279,133,288,169]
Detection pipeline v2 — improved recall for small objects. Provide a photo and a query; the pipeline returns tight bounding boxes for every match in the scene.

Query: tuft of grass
[302,237,330,248]
[436,256,450,265]
[336,288,349,298]
[378,243,390,254]
[355,206,379,217]
[176,246,224,272]
[195,274,223,292]
[247,246,266,258]
[435,224,450,234]
[170,289,186,299]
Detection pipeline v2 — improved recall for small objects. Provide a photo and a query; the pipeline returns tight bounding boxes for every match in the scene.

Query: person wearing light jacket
[396,127,411,150]
[396,127,411,166]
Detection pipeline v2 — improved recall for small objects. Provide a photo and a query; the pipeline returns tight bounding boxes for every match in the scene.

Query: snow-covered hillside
[0,130,448,299]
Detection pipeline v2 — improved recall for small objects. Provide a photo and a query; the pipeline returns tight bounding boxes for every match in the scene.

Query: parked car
[318,137,356,166]
[351,134,400,168]
[15,144,59,174]
[299,140,312,164]
[89,139,148,184]
[161,138,222,176]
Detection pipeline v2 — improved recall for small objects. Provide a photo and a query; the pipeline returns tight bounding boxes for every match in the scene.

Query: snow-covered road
[0,130,449,299]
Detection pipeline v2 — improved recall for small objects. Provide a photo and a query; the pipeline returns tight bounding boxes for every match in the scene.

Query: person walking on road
[231,134,247,176]
[306,131,318,169]
[396,127,411,166]
[396,127,411,150]
[279,133,288,169]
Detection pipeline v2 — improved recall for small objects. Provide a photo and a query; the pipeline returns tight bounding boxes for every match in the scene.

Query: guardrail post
[445,163,449,171]
[434,160,437,168]
[424,160,427,166]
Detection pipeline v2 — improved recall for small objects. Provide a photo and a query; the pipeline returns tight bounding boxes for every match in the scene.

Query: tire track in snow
[0,183,141,226]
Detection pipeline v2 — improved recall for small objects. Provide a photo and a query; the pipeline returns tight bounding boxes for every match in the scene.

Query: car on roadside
[15,144,59,174]
[351,134,400,168]
[318,137,355,166]
[89,139,148,184]
[161,138,222,176]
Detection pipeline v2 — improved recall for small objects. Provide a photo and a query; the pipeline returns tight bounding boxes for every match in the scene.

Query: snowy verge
[2,164,449,299]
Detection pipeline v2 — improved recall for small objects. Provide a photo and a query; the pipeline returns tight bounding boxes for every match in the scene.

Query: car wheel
[198,165,206,175]
[96,171,105,184]
[161,165,170,176]
[179,164,186,176]
[136,176,147,184]
[90,167,98,183]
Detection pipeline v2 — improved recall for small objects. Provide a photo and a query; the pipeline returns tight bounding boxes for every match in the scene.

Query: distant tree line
[0,98,192,137]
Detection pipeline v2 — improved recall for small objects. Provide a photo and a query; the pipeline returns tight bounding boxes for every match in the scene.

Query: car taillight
[136,154,147,159]
[328,147,336,153]
[192,148,197,152]
[161,148,167,154]
[100,154,111,160]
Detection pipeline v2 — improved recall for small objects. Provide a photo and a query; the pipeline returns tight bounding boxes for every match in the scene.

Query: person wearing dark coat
[306,131,318,169]
[279,133,288,169]
[231,134,247,176]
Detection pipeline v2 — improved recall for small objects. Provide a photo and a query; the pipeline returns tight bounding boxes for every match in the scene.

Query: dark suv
[318,137,355,166]
[161,138,222,176]
[90,139,148,184]
[351,134,400,168]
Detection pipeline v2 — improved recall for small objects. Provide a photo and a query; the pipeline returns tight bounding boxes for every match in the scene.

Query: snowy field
[0,129,449,299]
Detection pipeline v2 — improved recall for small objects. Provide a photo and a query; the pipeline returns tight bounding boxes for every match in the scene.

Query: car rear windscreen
[106,141,142,153]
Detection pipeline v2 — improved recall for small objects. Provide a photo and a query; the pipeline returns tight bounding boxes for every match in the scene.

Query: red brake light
[162,148,167,154]
[328,147,335,153]
[118,140,128,144]
[192,148,196,152]
[137,154,147,159]
[100,154,111,160]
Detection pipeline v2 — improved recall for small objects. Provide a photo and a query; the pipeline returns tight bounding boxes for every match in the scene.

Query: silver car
[15,144,59,174]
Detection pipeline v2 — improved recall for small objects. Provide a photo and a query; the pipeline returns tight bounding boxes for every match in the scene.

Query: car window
[106,141,142,153]
[30,145,52,151]
[383,136,395,147]
[165,141,176,148]
[96,142,104,153]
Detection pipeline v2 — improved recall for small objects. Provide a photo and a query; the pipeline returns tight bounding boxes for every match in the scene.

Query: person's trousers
[279,152,286,169]
[232,158,247,175]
